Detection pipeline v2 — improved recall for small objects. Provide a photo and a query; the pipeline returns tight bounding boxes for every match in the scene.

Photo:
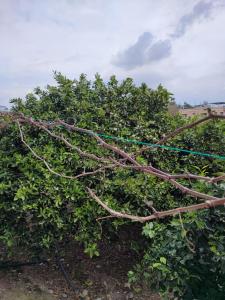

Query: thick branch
[58,120,141,167]
[15,116,224,201]
[210,174,225,183]
[138,112,225,154]
[87,188,225,223]
[158,112,225,145]
[2,114,224,218]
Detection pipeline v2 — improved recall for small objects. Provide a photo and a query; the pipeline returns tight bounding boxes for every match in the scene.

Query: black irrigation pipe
[54,244,77,294]
[0,259,48,270]
[0,243,77,294]
[0,256,78,293]
[55,256,78,294]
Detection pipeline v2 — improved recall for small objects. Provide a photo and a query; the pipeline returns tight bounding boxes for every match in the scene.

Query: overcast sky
[1,0,225,107]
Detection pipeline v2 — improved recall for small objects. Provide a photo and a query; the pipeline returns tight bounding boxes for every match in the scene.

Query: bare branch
[96,215,116,221]
[17,122,116,180]
[138,112,225,154]
[1,113,224,221]
[15,116,224,201]
[58,120,141,166]
[210,174,225,183]
[103,162,220,201]
[157,113,222,145]
[178,213,195,253]
[87,188,225,223]
[23,118,110,163]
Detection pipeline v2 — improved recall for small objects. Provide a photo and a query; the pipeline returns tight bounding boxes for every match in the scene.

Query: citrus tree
[1,73,225,298]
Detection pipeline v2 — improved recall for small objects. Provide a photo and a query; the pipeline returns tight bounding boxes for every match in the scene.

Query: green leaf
[160,257,167,264]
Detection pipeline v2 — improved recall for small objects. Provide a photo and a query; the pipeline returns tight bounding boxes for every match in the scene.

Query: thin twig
[178,213,195,253]
[17,122,116,180]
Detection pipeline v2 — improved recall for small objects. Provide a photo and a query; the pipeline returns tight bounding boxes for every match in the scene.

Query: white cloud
[112,32,171,69]
[0,0,225,107]
[172,0,214,38]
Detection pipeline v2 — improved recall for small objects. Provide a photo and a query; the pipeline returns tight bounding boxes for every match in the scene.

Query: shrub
[1,73,225,298]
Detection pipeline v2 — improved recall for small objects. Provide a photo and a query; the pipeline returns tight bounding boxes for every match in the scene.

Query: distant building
[179,103,225,117]
[168,102,179,115]
[0,105,8,112]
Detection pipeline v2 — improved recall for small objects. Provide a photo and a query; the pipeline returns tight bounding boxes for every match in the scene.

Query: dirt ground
[0,241,160,300]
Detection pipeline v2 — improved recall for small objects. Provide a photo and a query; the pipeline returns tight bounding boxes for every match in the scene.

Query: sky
[1,0,225,107]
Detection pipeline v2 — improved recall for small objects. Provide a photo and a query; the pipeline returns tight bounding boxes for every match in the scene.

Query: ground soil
[0,240,160,300]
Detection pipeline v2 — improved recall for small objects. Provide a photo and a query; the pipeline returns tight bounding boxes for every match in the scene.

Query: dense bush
[0,73,225,298]
[130,209,225,299]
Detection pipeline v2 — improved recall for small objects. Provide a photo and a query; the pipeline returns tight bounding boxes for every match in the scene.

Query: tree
[1,73,225,298]
[183,102,193,109]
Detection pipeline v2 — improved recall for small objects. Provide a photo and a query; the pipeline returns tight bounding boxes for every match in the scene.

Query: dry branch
[87,188,225,223]
[17,121,116,180]
[1,112,225,222]
[138,111,225,154]
[157,112,225,145]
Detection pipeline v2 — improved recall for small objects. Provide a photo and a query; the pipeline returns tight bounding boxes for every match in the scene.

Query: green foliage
[1,73,225,298]
[132,209,225,299]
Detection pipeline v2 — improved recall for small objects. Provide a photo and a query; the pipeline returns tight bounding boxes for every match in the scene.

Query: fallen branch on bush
[138,109,225,153]
[17,121,117,180]
[87,188,225,222]
[157,109,225,145]
[1,112,225,222]
[16,117,222,201]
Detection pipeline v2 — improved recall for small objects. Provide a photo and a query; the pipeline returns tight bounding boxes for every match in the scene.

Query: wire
[96,133,225,160]
[2,118,225,160]
[47,122,225,160]
[10,118,225,161]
